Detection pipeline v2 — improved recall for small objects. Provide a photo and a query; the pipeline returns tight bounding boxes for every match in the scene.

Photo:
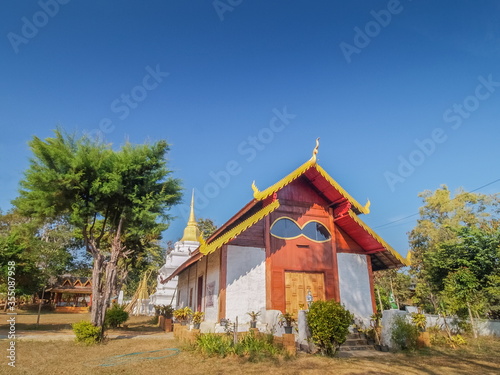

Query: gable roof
[166,141,407,281]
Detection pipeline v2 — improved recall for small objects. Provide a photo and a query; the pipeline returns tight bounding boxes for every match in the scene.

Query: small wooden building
[47,276,92,313]
[167,142,408,324]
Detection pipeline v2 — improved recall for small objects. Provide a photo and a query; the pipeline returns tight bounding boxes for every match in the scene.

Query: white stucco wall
[225,245,266,323]
[337,253,373,325]
[203,251,220,322]
[176,269,189,308]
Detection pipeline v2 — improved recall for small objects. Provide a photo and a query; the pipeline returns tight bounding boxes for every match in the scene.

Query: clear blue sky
[1,1,499,257]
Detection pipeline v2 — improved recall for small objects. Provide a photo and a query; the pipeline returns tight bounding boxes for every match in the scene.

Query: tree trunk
[467,302,478,339]
[90,253,105,326]
[376,288,383,312]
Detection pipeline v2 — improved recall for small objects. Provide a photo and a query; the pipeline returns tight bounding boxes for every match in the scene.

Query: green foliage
[442,267,483,316]
[154,304,174,318]
[104,304,129,328]
[197,218,218,239]
[233,331,281,362]
[195,333,233,357]
[410,313,427,332]
[374,269,412,310]
[0,210,80,296]
[192,311,204,324]
[194,331,283,361]
[409,186,500,316]
[173,306,193,321]
[279,312,296,327]
[72,321,103,345]
[307,300,353,356]
[447,334,467,348]
[13,128,182,327]
[391,315,419,351]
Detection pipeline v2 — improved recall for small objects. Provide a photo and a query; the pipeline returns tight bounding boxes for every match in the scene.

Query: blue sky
[1,0,500,257]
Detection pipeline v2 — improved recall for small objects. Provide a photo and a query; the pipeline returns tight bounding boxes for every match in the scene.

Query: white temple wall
[225,245,266,323]
[337,253,374,325]
[203,250,220,322]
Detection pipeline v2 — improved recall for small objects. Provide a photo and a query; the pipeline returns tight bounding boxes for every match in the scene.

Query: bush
[196,333,233,357]
[234,331,281,362]
[391,315,419,351]
[307,300,353,356]
[104,303,129,328]
[72,321,102,345]
[194,331,284,361]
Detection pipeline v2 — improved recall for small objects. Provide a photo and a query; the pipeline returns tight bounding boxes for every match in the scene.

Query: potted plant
[173,306,193,325]
[247,311,260,328]
[279,312,296,334]
[192,311,204,329]
[154,304,174,319]
[411,312,430,348]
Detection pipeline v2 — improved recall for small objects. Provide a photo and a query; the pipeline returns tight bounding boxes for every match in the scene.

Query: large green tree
[14,130,182,332]
[409,186,500,317]
[0,210,77,302]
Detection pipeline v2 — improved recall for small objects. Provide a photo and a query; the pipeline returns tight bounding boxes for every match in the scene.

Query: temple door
[285,271,325,317]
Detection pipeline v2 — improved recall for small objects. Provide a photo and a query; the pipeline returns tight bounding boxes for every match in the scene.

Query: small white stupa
[150,190,200,308]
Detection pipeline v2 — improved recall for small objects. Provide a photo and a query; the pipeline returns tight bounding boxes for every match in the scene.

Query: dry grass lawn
[1,312,499,375]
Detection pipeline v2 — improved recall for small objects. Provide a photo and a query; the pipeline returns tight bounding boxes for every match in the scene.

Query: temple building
[164,141,408,325]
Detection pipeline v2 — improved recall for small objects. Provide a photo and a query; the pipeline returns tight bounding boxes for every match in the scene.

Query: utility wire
[373,178,500,230]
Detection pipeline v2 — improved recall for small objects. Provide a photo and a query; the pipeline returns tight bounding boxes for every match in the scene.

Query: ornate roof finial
[310,137,320,163]
[363,199,371,214]
[251,181,260,197]
[181,189,201,242]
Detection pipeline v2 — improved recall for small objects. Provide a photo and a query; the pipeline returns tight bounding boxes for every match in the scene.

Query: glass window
[302,221,331,242]
[270,217,331,242]
[270,218,301,239]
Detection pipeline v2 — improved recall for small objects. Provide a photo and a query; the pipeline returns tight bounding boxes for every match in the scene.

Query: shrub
[196,333,233,357]
[234,331,281,362]
[391,315,419,351]
[307,300,353,356]
[195,331,283,361]
[410,313,427,332]
[447,334,467,348]
[104,303,129,328]
[456,319,472,334]
[72,321,102,345]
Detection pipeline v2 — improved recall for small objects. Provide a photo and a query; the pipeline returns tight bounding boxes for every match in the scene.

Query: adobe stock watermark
[339,0,408,64]
[178,106,296,221]
[384,74,500,192]
[87,64,169,140]
[7,0,71,54]
[212,0,242,21]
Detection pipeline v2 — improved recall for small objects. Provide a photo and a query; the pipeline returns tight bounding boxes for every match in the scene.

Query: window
[270,217,331,242]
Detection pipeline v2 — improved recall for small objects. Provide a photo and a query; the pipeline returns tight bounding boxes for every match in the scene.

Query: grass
[1,312,499,374]
[1,311,159,333]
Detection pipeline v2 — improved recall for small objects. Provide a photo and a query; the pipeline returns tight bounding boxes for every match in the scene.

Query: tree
[197,217,218,239]
[409,186,500,316]
[14,129,182,334]
[0,210,77,302]
[373,269,413,311]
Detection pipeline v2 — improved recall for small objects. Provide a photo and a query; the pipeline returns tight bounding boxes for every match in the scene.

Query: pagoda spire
[181,189,200,242]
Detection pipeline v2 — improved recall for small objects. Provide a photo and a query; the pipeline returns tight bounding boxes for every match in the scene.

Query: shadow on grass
[346,346,500,375]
